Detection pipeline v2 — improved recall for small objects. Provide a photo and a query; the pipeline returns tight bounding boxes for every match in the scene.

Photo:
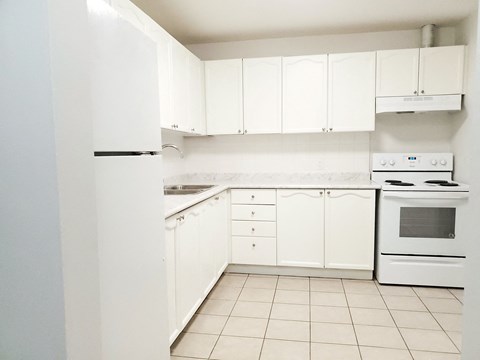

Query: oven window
[399,207,456,239]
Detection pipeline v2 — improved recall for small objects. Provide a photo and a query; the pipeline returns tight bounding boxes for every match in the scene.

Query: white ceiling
[132,0,478,44]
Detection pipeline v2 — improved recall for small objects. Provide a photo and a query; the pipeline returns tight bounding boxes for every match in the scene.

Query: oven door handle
[383,192,470,200]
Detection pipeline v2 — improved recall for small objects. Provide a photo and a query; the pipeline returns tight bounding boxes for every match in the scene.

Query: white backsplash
[183,132,371,174]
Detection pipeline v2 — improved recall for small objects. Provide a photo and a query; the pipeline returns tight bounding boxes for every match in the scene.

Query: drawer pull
[251,228,255,232]
[251,195,255,200]
[252,243,256,248]
[251,211,256,216]
[319,191,323,195]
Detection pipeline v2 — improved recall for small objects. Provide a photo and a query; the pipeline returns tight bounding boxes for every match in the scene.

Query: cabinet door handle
[215,196,219,200]
[251,195,255,200]
[327,191,331,195]
[191,128,195,132]
[244,129,248,134]
[414,90,418,95]
[251,228,255,232]
[319,191,323,195]
[329,128,333,132]
[322,128,326,132]
[252,243,256,248]
[238,129,242,134]
[421,90,425,94]
[251,211,255,216]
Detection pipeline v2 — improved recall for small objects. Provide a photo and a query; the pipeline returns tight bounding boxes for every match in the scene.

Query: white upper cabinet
[376,48,420,97]
[277,190,325,268]
[171,41,190,133]
[328,52,376,132]
[419,45,465,95]
[243,57,282,134]
[324,190,375,270]
[282,55,328,133]
[205,59,244,135]
[188,54,206,135]
[146,24,173,130]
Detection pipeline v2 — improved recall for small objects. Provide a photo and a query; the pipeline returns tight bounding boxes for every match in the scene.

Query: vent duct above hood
[376,95,462,113]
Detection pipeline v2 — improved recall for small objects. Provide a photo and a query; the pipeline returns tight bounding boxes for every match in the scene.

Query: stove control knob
[380,159,387,166]
[431,159,438,166]
[440,159,447,166]
[389,160,396,166]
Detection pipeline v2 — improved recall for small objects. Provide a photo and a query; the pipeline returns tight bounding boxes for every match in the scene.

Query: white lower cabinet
[166,191,228,344]
[232,237,277,265]
[230,189,277,266]
[165,217,179,343]
[277,189,325,267]
[324,189,376,270]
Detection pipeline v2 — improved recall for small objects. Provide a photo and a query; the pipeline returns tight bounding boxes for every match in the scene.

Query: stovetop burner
[425,180,449,184]
[440,182,459,187]
[390,182,415,187]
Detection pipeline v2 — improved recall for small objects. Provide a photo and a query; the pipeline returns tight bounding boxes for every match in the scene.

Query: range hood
[376,94,462,114]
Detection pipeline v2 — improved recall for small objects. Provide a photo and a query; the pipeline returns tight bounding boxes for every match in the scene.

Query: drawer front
[232,204,276,221]
[232,221,277,237]
[231,189,276,205]
[231,236,276,266]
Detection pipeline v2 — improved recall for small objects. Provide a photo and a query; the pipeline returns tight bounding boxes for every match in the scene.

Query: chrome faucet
[162,144,184,158]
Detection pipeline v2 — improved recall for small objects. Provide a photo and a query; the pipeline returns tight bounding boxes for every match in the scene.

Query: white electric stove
[372,153,469,288]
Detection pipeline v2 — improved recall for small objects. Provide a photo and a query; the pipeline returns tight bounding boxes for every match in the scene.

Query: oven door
[378,191,469,256]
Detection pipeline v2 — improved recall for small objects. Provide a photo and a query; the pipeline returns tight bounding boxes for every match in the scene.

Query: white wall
[162,130,187,177]
[0,0,102,359]
[184,132,370,174]
[453,5,480,360]
[172,26,458,176]
[0,1,67,358]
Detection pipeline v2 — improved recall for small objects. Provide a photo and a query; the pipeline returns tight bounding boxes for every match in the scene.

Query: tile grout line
[374,280,415,359]
[415,291,462,354]
[207,274,247,360]
[341,278,363,360]
[257,275,279,360]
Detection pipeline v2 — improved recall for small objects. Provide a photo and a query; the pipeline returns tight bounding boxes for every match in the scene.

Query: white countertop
[164,173,380,218]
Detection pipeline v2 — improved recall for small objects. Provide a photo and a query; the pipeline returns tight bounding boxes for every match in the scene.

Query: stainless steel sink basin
[164,184,215,195]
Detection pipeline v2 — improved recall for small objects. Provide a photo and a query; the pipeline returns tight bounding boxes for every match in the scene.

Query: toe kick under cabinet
[231,189,277,266]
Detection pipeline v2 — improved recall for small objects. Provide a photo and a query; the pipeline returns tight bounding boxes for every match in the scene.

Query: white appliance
[88,1,169,359]
[372,153,469,287]
[376,94,462,113]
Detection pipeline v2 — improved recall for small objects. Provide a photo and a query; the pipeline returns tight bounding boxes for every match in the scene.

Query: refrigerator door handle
[94,151,162,157]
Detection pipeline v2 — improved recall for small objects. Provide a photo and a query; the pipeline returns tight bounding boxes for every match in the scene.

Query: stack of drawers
[231,189,277,265]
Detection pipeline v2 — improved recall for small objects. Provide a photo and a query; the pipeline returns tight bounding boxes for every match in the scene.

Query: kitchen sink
[164,184,215,195]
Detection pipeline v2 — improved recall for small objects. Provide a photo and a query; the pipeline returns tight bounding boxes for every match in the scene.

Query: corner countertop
[163,173,380,218]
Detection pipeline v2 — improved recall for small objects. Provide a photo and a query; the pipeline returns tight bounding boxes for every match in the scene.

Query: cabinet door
[205,59,243,135]
[283,55,328,133]
[328,52,376,132]
[175,208,202,328]
[376,48,419,97]
[211,192,229,277]
[198,194,228,297]
[324,190,375,270]
[419,45,465,95]
[165,217,178,344]
[171,41,189,132]
[146,23,173,130]
[188,55,206,134]
[243,57,282,134]
[277,190,325,267]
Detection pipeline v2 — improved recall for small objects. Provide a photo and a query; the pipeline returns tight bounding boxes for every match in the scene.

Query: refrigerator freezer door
[94,154,169,360]
[89,1,161,151]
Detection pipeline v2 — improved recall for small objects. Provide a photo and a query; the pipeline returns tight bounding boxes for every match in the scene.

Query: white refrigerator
[88,1,169,359]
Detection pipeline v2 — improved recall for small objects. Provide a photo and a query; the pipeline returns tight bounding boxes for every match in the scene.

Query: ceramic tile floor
[171,274,464,360]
